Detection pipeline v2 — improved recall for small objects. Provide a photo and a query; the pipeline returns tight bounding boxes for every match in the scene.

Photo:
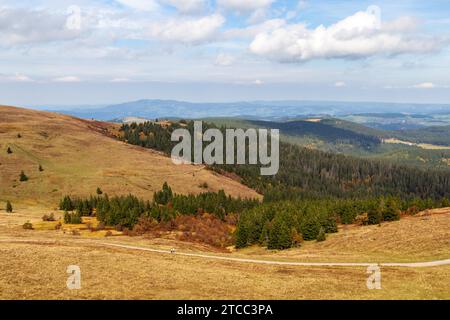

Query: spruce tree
[383,198,401,222]
[368,203,383,225]
[19,171,28,182]
[6,201,13,213]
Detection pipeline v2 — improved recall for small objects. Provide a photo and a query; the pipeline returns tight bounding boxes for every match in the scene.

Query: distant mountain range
[45,99,450,121]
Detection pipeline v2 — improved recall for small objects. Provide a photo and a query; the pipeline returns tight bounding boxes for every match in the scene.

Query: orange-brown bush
[129,213,234,248]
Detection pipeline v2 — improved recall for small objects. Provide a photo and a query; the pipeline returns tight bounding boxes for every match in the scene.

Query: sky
[1,0,450,106]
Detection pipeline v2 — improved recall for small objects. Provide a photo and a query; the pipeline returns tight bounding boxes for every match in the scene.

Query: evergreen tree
[368,202,383,225]
[38,165,44,172]
[301,219,320,241]
[7,147,12,154]
[268,217,291,250]
[6,201,13,213]
[383,198,401,222]
[19,171,28,182]
[96,187,103,195]
[235,221,249,248]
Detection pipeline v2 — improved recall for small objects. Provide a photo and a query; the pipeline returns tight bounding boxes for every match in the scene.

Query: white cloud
[334,81,346,87]
[413,82,435,89]
[162,0,206,14]
[110,78,132,82]
[250,8,444,62]
[115,0,159,11]
[53,76,81,82]
[214,53,235,66]
[0,8,82,47]
[147,14,225,44]
[225,19,286,40]
[217,0,274,13]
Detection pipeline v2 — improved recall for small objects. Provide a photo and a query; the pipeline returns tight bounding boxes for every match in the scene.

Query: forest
[119,120,450,200]
[59,183,449,249]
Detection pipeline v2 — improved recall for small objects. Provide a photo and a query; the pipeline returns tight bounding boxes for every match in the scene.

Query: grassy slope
[0,106,260,206]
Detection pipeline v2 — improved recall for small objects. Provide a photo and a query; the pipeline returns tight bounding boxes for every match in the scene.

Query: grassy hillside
[0,106,260,206]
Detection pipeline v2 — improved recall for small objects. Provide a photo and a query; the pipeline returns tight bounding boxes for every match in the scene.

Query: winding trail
[1,238,449,268]
[100,242,450,268]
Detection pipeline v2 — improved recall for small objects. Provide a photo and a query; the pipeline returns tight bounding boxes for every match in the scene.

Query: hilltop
[0,106,260,206]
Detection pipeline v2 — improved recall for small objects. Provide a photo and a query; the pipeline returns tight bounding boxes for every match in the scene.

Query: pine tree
[7,147,12,154]
[268,217,291,249]
[301,219,320,240]
[383,198,401,222]
[19,171,28,182]
[368,202,383,225]
[6,201,13,213]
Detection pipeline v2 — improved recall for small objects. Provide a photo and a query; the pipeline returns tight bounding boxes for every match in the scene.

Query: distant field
[384,138,450,150]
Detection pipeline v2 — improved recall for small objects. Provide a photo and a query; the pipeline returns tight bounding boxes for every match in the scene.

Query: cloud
[214,53,235,66]
[0,8,82,47]
[217,0,274,13]
[412,82,435,89]
[334,81,346,87]
[53,76,82,82]
[147,14,225,44]
[162,0,206,14]
[225,18,286,40]
[115,0,160,11]
[250,8,444,62]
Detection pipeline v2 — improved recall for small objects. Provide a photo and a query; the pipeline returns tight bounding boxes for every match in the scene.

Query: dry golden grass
[0,208,449,299]
[0,239,448,300]
[0,106,260,207]
[236,209,450,263]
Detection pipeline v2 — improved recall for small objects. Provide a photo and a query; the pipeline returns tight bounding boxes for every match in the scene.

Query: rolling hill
[0,106,260,206]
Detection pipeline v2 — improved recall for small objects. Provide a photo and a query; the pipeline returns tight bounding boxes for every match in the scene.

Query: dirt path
[1,238,449,268]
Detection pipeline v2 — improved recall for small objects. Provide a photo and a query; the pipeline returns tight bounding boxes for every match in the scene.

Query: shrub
[71,229,81,236]
[96,187,103,195]
[6,201,13,213]
[199,182,209,189]
[105,230,113,237]
[7,147,12,154]
[22,221,33,230]
[42,213,56,221]
[316,227,326,242]
[39,165,44,172]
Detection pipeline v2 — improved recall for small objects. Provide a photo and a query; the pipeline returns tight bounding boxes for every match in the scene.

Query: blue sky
[1,0,450,106]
